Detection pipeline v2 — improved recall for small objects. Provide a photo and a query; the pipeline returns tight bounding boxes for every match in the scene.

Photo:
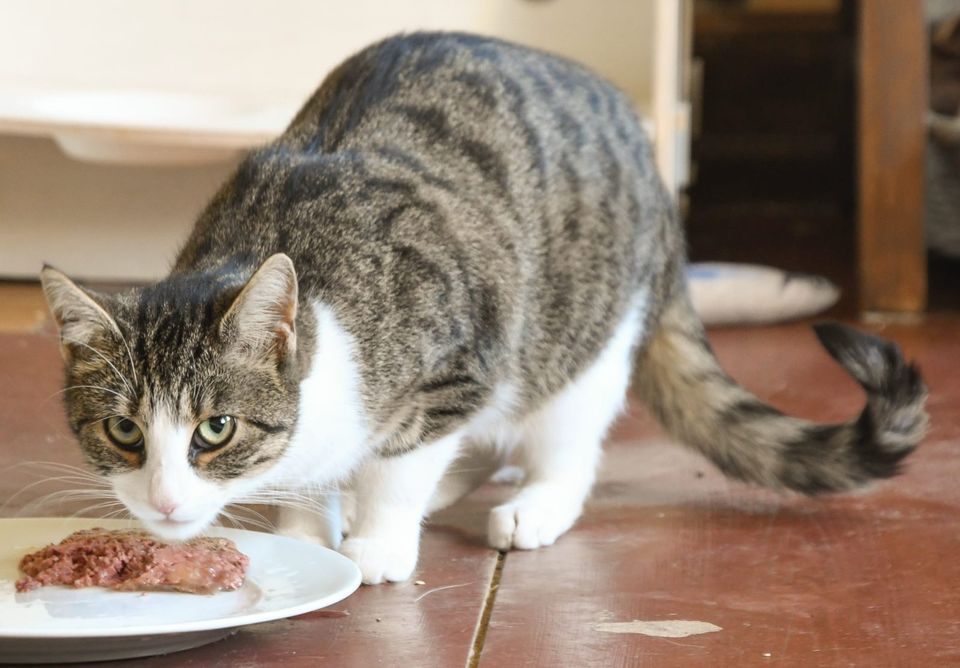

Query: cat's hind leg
[488,304,642,550]
[339,433,461,584]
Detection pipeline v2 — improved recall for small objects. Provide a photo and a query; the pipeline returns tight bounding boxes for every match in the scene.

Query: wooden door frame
[857,0,928,313]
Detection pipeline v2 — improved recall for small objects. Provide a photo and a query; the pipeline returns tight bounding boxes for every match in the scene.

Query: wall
[0,0,660,280]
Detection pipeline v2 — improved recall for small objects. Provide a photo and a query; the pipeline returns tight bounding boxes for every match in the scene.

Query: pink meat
[16,528,248,594]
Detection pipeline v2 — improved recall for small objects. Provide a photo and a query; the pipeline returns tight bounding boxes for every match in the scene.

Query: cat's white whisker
[231,491,333,516]
[16,489,120,517]
[7,460,97,476]
[226,504,276,531]
[68,500,128,520]
[59,335,135,398]
[1,475,112,513]
[100,507,133,521]
[216,511,242,530]
[0,469,109,492]
[46,384,128,403]
[115,328,140,388]
[221,506,276,533]
[219,508,278,533]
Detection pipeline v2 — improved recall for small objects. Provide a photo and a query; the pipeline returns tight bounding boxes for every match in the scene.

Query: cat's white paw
[487,492,582,551]
[339,534,419,584]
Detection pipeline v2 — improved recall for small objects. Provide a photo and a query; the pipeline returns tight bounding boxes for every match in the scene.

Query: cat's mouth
[156,518,193,527]
[141,513,218,542]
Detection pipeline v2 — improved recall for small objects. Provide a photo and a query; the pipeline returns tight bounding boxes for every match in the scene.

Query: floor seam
[466,551,505,668]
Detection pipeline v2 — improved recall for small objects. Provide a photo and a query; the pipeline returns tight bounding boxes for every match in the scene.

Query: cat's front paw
[339,533,419,584]
[487,490,582,551]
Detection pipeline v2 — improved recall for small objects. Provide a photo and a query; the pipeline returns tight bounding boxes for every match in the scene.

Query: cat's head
[40,254,302,540]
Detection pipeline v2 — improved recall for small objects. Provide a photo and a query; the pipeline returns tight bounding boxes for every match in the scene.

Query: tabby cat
[40,33,928,584]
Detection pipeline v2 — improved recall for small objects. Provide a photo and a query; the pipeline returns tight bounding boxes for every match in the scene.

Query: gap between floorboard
[466,551,505,668]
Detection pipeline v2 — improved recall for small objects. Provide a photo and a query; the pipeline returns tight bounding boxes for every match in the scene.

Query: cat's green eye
[105,417,144,450]
[194,416,237,450]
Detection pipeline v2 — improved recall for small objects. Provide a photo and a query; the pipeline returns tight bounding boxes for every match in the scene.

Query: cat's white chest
[269,301,372,488]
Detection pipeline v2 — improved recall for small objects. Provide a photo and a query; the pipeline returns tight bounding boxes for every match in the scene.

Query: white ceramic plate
[0,518,361,664]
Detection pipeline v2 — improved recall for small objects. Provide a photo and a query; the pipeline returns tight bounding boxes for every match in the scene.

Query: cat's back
[179,32,680,432]
[285,32,653,178]
[299,33,675,404]
[280,30,675,318]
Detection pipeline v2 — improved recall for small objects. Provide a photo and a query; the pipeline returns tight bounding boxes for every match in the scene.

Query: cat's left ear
[220,253,298,363]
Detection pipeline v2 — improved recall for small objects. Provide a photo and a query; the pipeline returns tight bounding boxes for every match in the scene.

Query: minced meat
[16,528,249,594]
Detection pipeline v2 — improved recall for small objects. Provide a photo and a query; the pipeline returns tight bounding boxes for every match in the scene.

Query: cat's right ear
[40,265,120,361]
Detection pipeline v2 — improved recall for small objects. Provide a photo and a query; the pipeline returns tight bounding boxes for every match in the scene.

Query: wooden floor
[2,284,959,666]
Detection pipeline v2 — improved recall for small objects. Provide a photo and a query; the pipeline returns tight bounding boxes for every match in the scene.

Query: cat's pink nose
[152,500,178,517]
[149,474,180,517]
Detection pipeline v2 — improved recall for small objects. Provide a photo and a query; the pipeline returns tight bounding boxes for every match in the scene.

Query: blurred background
[0,0,955,318]
[689,0,959,317]
[3,5,959,666]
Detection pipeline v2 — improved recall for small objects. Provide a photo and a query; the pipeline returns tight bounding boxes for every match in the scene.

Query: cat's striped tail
[633,294,928,494]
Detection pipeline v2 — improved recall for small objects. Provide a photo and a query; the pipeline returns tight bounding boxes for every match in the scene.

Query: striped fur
[633,295,928,494]
[174,32,678,454]
[40,32,927,546]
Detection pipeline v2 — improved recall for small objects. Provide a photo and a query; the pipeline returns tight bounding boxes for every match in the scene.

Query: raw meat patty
[16,528,249,594]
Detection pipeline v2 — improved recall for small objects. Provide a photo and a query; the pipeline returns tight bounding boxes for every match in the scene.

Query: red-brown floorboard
[2,311,959,666]
[479,319,960,667]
